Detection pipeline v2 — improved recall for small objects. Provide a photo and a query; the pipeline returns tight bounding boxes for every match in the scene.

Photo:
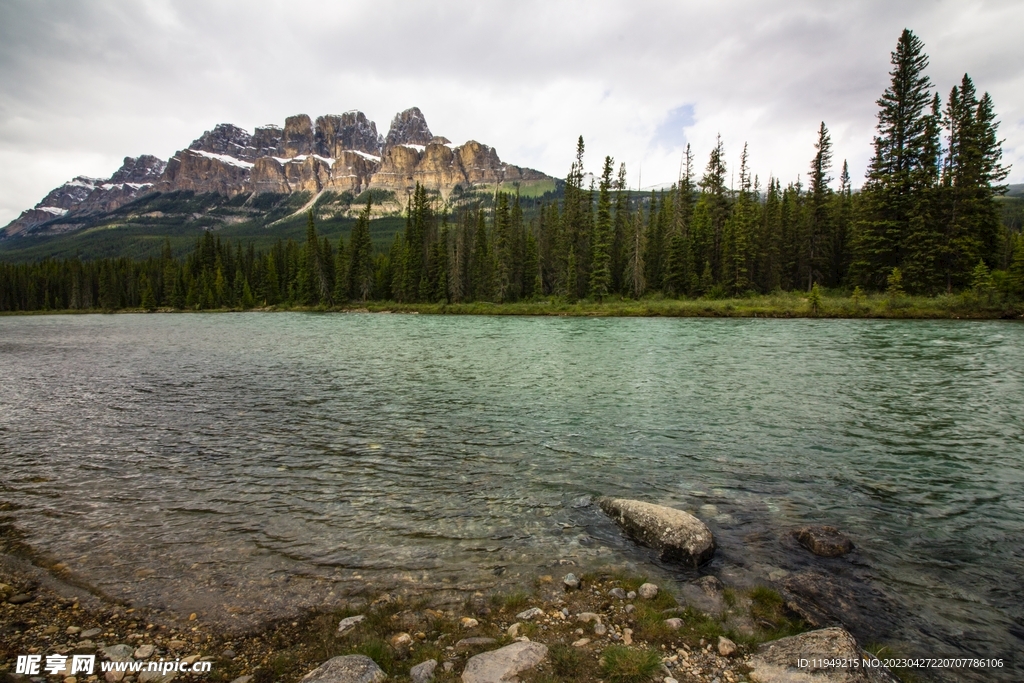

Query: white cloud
[1,0,1021,225]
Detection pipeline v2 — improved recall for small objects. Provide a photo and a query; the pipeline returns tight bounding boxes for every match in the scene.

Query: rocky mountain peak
[315,111,383,159]
[108,155,167,184]
[282,115,315,158]
[189,124,254,161]
[384,107,433,149]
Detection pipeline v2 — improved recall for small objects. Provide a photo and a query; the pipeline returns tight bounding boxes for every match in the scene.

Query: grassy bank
[3,291,1022,319]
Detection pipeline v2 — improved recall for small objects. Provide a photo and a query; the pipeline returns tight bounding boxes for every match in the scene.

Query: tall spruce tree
[349,198,375,301]
[805,123,833,290]
[589,156,614,299]
[852,29,934,288]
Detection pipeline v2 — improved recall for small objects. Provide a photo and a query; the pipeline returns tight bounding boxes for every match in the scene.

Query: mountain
[2,107,554,240]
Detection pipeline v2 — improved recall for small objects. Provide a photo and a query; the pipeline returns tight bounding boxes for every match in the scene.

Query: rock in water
[598,498,715,566]
[748,627,898,683]
[461,641,548,683]
[794,526,854,557]
[410,659,438,683]
[301,655,386,683]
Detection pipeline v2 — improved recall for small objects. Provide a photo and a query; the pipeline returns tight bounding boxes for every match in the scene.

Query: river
[1,313,1021,678]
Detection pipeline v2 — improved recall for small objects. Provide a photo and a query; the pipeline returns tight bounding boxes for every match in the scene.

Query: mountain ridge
[2,107,553,239]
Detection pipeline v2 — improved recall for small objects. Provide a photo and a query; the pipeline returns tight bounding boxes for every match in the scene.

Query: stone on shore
[598,497,715,566]
[410,659,437,683]
[462,641,548,683]
[563,573,579,591]
[301,655,386,683]
[456,637,497,652]
[637,582,659,599]
[717,636,737,656]
[795,526,854,558]
[748,627,899,683]
[515,607,543,621]
[337,615,365,635]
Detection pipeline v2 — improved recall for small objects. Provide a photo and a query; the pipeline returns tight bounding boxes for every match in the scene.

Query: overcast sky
[1,0,1022,225]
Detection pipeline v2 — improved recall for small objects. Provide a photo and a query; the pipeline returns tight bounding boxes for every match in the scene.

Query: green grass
[747,586,806,641]
[599,645,662,683]
[490,591,531,614]
[328,290,1024,319]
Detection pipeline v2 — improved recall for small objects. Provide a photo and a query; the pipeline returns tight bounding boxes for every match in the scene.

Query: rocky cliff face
[383,107,433,150]
[3,108,552,237]
[3,156,167,237]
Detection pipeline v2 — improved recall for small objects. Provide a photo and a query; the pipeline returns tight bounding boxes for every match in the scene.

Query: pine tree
[625,211,646,299]
[852,29,935,288]
[610,163,629,294]
[589,156,614,299]
[349,198,375,301]
[805,123,833,290]
[665,145,694,296]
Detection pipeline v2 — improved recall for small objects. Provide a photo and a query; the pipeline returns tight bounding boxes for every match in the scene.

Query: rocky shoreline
[0,499,903,683]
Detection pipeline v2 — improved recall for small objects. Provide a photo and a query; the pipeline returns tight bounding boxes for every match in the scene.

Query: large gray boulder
[301,655,386,683]
[748,627,899,682]
[598,497,715,566]
[461,641,548,683]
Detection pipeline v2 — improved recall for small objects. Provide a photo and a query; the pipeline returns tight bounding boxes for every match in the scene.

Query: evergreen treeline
[2,30,1021,313]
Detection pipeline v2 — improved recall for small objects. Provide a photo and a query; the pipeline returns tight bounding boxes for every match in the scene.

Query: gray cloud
[1,0,1021,224]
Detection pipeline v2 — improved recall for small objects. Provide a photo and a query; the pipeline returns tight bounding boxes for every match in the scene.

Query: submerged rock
[301,655,386,683]
[461,641,548,683]
[598,498,715,566]
[795,526,854,557]
[748,627,898,682]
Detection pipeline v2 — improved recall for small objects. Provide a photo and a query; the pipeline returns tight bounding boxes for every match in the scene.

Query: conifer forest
[2,30,1022,313]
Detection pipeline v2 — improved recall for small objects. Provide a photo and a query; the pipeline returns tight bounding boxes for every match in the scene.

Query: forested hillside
[2,30,1021,312]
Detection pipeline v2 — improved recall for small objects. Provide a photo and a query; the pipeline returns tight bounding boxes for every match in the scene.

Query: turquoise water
[1,314,1021,677]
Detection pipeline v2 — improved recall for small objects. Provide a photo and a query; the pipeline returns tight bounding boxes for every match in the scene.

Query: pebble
[390,632,413,649]
[665,678,679,683]
[577,612,601,624]
[627,591,637,600]
[638,583,659,599]
[67,626,81,635]
[506,623,520,637]
[81,628,102,639]
[717,636,737,656]
[623,628,633,645]
[625,604,635,613]
[609,587,627,599]
[460,617,479,629]
[572,638,591,647]
[409,659,437,683]
[665,618,683,630]
[515,607,543,621]
[593,623,607,636]
[563,574,579,590]
[134,644,155,659]
[455,637,496,652]
[42,626,59,636]
[9,593,35,605]
[220,649,236,659]
[336,615,365,635]
[442,662,454,673]
[229,677,252,683]
[167,640,186,651]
